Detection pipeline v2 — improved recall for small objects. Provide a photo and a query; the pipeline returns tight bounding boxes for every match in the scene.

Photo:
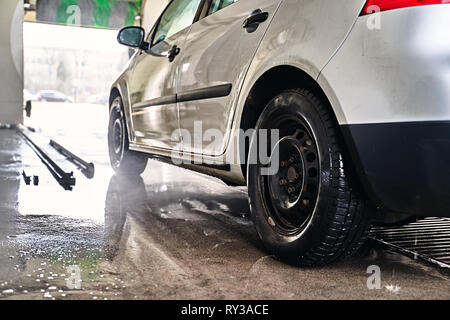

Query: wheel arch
[109,87,121,107]
[238,65,341,180]
[109,84,134,144]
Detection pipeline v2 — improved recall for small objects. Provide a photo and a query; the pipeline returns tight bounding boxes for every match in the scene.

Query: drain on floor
[369,217,450,271]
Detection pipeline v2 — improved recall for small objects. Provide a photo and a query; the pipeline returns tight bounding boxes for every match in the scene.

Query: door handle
[243,9,269,33]
[168,45,181,62]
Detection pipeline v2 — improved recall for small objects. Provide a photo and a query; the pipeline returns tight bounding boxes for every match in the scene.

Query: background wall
[0,0,168,124]
[0,0,24,125]
[23,23,129,104]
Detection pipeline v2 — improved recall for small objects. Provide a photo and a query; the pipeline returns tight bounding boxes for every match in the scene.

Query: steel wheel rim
[260,115,321,235]
[113,118,123,155]
[109,98,125,169]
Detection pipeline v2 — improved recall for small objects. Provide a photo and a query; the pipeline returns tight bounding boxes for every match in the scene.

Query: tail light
[361,0,449,15]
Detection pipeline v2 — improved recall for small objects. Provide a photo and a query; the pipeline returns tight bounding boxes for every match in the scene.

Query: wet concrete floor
[0,103,449,300]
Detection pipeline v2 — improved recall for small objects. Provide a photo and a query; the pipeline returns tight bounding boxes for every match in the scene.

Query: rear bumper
[341,121,450,218]
[320,5,450,219]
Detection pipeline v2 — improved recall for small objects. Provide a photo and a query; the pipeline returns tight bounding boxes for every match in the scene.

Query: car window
[152,0,202,46]
[207,0,238,15]
[146,23,156,42]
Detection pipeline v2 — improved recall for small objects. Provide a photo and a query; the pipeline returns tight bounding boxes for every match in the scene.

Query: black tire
[247,88,370,266]
[108,95,148,176]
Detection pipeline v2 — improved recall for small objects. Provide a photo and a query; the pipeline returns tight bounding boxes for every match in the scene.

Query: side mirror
[117,27,147,49]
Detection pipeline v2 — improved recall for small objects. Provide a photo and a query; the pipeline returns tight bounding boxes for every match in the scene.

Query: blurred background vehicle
[23,89,39,102]
[36,90,74,103]
[86,93,109,106]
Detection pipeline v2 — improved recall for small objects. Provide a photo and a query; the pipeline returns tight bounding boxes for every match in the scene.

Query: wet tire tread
[279,89,370,266]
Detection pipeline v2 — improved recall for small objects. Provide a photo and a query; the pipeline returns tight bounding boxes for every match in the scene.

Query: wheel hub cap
[113,118,123,155]
[268,137,305,210]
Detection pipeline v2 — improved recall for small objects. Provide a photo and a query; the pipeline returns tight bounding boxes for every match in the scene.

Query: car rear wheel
[247,89,370,266]
[108,95,148,176]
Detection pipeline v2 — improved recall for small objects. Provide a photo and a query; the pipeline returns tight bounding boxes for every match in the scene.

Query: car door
[129,0,203,150]
[177,0,281,156]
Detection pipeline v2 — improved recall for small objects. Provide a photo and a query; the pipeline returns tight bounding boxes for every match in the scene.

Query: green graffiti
[54,0,142,28]
[125,0,143,26]
[56,0,78,25]
[93,0,118,28]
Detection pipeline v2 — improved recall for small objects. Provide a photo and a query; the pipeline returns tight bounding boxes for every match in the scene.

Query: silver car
[109,0,450,266]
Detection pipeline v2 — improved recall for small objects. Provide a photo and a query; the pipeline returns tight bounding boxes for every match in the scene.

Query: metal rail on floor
[17,129,76,191]
[50,139,95,179]
[369,217,450,271]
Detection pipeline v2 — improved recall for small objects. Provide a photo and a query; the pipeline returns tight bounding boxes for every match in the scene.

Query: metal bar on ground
[17,129,76,191]
[22,170,31,185]
[49,140,95,179]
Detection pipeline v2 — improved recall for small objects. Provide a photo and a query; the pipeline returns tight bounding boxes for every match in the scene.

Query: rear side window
[153,0,202,45]
[208,0,238,15]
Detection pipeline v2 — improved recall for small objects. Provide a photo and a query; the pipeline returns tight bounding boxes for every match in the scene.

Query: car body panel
[111,1,450,220]
[226,0,367,178]
[177,0,282,156]
[129,28,190,150]
[319,5,450,125]
[113,0,368,185]
[318,5,450,217]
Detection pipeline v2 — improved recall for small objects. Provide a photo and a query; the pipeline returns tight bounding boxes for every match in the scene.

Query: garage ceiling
[25,0,142,29]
